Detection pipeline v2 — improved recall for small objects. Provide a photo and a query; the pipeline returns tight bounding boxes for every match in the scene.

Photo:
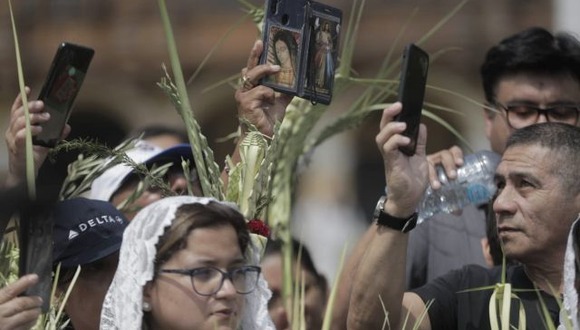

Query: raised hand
[375,102,429,216]
[235,40,293,137]
[425,145,465,189]
[4,87,71,188]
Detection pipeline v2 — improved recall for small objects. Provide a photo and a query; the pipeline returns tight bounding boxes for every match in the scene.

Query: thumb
[415,124,428,156]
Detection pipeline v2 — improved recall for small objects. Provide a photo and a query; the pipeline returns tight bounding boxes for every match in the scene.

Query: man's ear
[483,107,495,140]
[480,237,494,268]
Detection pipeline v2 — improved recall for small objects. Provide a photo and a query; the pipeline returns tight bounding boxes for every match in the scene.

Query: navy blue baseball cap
[52,198,128,268]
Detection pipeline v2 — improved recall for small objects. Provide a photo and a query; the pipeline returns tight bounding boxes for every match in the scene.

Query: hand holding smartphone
[33,42,94,148]
[395,43,429,156]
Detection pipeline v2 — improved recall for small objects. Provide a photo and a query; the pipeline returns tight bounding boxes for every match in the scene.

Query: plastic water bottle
[417,150,501,224]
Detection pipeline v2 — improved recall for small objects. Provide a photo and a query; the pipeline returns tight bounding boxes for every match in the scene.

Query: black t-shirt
[412,264,559,329]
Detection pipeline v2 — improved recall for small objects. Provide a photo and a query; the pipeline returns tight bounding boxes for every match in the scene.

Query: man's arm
[330,223,375,329]
[347,102,431,329]
[332,148,459,327]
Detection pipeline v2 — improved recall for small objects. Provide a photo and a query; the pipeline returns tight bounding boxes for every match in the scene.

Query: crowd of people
[1,25,580,330]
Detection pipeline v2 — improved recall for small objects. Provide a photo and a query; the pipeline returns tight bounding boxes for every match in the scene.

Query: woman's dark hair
[272,29,298,66]
[153,202,250,273]
[480,26,580,103]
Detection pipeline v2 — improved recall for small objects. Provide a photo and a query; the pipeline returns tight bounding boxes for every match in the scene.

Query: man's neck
[524,259,563,295]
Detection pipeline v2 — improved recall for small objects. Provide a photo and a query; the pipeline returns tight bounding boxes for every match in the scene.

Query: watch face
[373,195,387,220]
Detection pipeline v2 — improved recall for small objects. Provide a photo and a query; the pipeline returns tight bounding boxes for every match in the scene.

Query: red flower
[247,219,270,237]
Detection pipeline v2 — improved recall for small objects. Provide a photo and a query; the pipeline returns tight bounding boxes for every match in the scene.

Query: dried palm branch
[8,0,35,199]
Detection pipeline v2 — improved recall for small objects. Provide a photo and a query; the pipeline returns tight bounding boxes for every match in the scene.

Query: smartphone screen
[395,43,429,156]
[33,42,94,148]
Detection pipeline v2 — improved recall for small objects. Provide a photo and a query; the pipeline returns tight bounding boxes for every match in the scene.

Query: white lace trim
[559,216,580,330]
[99,196,274,329]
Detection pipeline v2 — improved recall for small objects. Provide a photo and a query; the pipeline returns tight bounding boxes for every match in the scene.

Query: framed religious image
[259,0,342,105]
[263,25,303,92]
[303,2,342,104]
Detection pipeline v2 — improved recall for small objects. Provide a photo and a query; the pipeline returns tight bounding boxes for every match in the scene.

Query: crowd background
[0,0,578,285]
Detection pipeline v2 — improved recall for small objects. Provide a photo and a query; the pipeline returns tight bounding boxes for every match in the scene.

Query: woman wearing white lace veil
[560,216,580,330]
[100,195,274,329]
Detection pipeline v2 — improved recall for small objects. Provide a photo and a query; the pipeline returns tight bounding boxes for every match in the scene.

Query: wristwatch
[373,195,418,233]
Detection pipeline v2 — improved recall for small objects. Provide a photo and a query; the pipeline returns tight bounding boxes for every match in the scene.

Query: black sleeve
[411,267,465,330]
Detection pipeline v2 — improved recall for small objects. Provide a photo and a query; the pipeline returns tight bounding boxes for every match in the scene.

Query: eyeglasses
[159,265,261,296]
[494,101,580,129]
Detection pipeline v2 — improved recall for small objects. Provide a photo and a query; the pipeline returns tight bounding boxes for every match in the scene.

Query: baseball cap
[52,198,129,268]
[89,140,194,202]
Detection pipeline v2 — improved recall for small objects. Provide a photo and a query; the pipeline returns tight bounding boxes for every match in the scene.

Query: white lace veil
[99,196,274,330]
[559,215,580,330]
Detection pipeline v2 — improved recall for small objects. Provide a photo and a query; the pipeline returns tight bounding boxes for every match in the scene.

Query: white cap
[89,140,194,201]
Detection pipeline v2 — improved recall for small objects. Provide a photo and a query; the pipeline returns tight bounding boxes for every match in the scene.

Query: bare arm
[330,224,376,329]
[221,40,292,186]
[347,103,431,329]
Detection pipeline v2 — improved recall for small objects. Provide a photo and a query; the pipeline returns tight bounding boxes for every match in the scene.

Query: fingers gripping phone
[395,43,429,156]
[33,42,94,148]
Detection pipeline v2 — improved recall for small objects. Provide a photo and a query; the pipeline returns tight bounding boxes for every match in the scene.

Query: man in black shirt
[347,122,580,329]
[413,265,558,328]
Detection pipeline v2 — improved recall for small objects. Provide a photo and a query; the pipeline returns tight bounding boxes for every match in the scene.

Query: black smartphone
[395,43,429,156]
[33,42,94,148]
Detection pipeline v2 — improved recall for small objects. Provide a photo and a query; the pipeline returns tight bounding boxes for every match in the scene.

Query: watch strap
[376,210,418,233]
[373,195,418,233]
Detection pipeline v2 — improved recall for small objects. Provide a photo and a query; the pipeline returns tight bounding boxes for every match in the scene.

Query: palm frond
[157,66,223,199]
[8,0,35,199]
[157,0,223,199]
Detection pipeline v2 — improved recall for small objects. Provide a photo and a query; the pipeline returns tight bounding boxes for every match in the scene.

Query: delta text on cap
[52,197,129,268]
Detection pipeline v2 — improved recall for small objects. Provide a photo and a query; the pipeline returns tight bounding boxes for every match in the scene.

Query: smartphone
[33,42,94,148]
[395,43,429,156]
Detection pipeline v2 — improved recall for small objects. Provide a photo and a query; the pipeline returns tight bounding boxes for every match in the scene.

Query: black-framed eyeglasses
[493,101,580,129]
[159,265,261,296]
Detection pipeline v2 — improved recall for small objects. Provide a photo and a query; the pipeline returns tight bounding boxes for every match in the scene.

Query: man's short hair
[480,27,580,103]
[505,122,580,194]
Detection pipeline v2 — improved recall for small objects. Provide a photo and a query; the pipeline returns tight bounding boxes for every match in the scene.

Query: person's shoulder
[460,263,525,283]
[455,264,504,283]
